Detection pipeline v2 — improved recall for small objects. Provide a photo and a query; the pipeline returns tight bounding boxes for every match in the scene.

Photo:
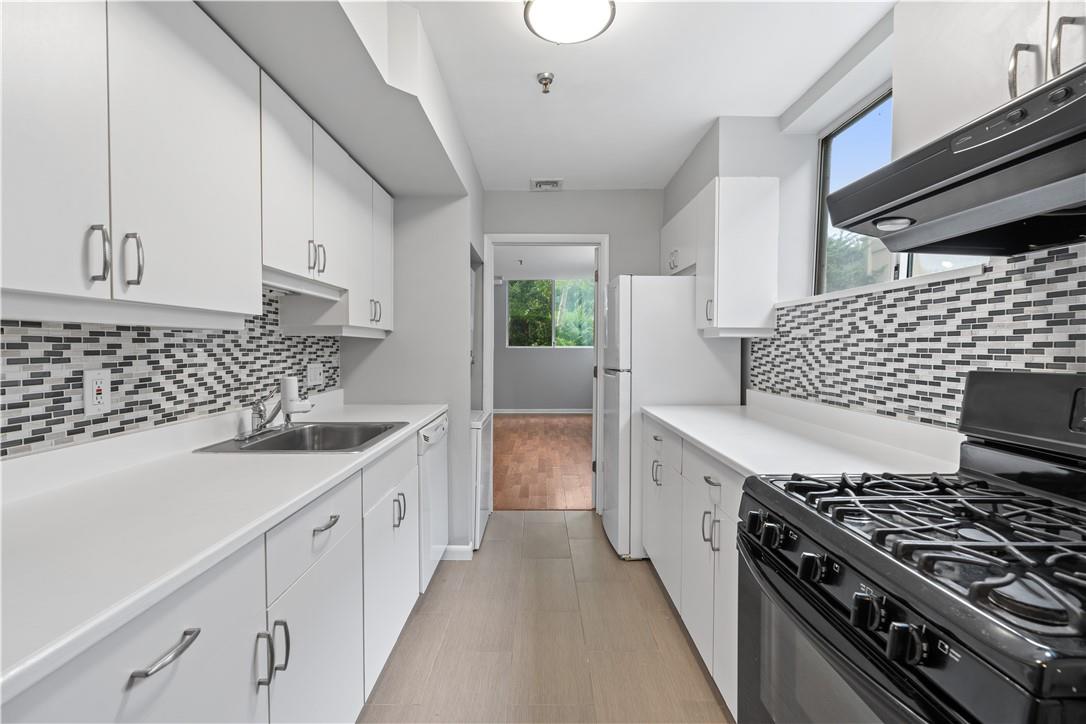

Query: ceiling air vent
[530,178,563,191]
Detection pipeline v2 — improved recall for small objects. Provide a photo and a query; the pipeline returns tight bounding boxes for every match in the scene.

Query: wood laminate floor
[494,414,594,511]
[359,510,733,724]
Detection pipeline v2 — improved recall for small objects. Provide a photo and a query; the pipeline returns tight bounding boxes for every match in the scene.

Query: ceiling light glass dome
[524,0,616,45]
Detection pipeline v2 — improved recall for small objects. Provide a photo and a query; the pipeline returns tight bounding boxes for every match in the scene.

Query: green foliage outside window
[822,228,891,293]
[507,278,594,348]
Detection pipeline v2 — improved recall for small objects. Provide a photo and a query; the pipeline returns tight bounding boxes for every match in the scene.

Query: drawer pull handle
[652,434,663,442]
[89,224,111,282]
[124,232,145,286]
[312,514,340,535]
[703,475,721,488]
[256,631,274,688]
[129,628,200,682]
[273,620,291,672]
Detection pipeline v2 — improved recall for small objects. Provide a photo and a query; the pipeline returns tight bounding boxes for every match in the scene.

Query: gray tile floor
[359,510,733,723]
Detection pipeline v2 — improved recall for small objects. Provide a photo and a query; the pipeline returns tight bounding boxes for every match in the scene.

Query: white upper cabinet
[261,72,316,280]
[694,177,779,337]
[372,184,394,330]
[107,1,261,315]
[892,1,1083,159]
[660,203,696,275]
[314,125,374,309]
[1,1,112,301]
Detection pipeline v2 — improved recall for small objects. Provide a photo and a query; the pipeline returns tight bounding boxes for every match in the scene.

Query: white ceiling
[413,1,893,191]
[494,244,597,279]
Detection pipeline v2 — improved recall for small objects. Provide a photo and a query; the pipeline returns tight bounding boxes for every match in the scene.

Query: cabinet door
[892,2,1049,158]
[657,465,684,609]
[261,72,315,279]
[372,183,394,330]
[363,465,420,699]
[660,214,678,274]
[693,179,718,330]
[314,125,374,316]
[107,1,261,314]
[1,1,112,300]
[268,523,364,724]
[1050,2,1086,80]
[714,178,779,334]
[3,539,269,723]
[642,431,662,560]
[680,474,716,670]
[711,471,745,717]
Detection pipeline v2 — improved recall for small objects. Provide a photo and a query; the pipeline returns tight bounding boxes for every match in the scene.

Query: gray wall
[663,119,720,223]
[493,284,594,411]
[484,190,663,278]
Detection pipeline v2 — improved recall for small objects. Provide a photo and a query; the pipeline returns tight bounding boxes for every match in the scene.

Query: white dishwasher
[417,414,449,592]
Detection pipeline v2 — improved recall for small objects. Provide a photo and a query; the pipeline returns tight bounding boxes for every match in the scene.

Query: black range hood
[827,64,1086,256]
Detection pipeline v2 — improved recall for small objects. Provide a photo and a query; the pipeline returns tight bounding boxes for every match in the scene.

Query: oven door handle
[738,537,948,724]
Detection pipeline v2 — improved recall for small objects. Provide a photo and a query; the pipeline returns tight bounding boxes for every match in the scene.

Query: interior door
[592,246,602,508]
[1,0,112,301]
[108,1,261,315]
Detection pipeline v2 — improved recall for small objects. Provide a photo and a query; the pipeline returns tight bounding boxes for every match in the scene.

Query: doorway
[482,234,609,512]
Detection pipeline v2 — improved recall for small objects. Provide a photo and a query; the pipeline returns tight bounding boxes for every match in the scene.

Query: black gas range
[736,371,1086,724]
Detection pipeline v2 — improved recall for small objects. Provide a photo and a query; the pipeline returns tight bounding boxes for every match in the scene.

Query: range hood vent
[827,65,1086,256]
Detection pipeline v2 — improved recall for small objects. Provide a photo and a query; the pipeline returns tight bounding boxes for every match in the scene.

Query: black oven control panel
[738,495,1041,724]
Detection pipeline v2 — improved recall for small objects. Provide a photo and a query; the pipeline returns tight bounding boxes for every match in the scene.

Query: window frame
[814,88,896,296]
[505,278,595,350]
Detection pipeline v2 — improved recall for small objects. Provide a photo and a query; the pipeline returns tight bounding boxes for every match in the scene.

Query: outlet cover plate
[306,362,323,386]
[83,369,111,415]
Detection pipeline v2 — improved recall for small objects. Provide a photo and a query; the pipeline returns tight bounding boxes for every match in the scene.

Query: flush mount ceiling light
[524,0,616,45]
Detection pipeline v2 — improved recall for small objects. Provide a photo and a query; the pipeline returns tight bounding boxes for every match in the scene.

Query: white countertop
[1,403,446,701]
[641,403,959,479]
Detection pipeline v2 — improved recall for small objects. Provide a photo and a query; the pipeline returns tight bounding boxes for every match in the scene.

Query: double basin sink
[197,421,408,454]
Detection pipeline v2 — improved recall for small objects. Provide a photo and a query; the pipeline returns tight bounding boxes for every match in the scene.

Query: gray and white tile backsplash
[1,288,340,458]
[750,242,1085,429]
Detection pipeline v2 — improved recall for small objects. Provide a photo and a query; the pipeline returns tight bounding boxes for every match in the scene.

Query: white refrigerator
[600,275,741,559]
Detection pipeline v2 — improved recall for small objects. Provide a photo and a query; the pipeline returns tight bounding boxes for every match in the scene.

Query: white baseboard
[442,544,474,561]
[494,408,592,415]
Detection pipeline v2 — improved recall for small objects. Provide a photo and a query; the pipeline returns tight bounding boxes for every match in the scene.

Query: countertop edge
[1,404,448,702]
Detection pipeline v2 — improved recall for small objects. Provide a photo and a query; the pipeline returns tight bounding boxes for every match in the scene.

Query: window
[816,93,986,294]
[507,279,594,348]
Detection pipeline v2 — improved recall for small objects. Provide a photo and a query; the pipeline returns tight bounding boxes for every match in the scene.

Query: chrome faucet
[238,386,316,441]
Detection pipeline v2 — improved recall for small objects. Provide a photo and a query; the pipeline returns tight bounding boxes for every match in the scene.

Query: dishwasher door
[418,414,449,593]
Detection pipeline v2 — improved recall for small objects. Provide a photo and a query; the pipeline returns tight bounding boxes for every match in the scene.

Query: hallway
[493,414,594,510]
[359,510,731,723]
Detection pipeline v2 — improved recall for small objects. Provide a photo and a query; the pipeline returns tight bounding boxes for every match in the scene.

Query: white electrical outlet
[83,369,111,415]
[306,362,323,386]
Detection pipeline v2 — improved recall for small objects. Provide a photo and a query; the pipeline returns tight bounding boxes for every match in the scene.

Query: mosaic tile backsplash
[750,242,1085,428]
[1,288,340,458]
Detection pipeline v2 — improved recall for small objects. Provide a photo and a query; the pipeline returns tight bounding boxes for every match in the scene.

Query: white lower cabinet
[3,538,269,723]
[641,421,682,607]
[711,467,745,716]
[268,523,364,723]
[363,457,420,700]
[680,473,717,669]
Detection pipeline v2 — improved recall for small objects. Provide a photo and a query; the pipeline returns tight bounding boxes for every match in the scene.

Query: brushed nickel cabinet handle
[377,300,383,323]
[312,514,340,535]
[1052,15,1084,77]
[307,240,317,272]
[124,232,144,286]
[129,628,200,682]
[370,299,376,322]
[701,510,712,543]
[704,475,721,488]
[256,631,274,688]
[89,224,111,282]
[272,620,290,672]
[710,518,721,552]
[704,298,713,322]
[1008,42,1040,98]
[317,244,327,273]
[397,491,406,521]
[393,497,402,528]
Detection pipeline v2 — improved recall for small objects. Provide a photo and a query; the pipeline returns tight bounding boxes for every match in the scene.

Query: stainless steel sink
[196,421,408,454]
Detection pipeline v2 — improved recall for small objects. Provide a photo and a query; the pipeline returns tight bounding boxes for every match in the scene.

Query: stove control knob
[886,623,926,666]
[798,553,826,583]
[745,510,765,536]
[759,522,782,549]
[849,592,883,632]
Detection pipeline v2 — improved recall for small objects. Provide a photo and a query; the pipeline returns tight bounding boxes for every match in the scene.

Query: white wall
[663,119,720,223]
[484,190,663,278]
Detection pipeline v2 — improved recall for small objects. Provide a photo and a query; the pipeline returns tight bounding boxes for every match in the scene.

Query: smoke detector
[530,178,563,192]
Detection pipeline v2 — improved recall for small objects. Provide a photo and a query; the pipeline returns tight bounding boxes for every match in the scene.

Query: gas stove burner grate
[770,471,1086,635]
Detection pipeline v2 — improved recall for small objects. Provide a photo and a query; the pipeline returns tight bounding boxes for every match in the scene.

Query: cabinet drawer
[266,472,361,604]
[3,539,268,723]
[362,437,418,515]
[644,417,682,473]
[682,442,744,509]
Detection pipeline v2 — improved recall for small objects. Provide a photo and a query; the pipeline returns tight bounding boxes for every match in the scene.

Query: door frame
[482,233,610,510]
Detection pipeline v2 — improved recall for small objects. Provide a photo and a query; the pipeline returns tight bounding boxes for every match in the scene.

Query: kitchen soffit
[414,1,893,191]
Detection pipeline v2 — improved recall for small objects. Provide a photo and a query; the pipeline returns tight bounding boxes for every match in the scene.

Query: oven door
[737,535,964,724]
